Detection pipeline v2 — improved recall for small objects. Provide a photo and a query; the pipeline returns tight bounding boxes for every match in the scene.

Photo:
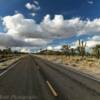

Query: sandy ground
[38,55,100,79]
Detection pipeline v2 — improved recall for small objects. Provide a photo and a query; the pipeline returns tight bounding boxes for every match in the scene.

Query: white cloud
[47,45,62,51]
[88,0,94,5]
[25,2,40,11]
[20,48,31,53]
[34,0,39,5]
[70,40,80,49]
[25,1,40,17]
[25,3,34,10]
[86,35,100,48]
[31,13,36,17]
[41,15,64,33]
[3,13,37,38]
[0,33,49,47]
[24,38,50,46]
[3,13,100,40]
[91,35,100,41]
[71,35,100,50]
[86,40,100,48]
[41,15,100,38]
[1,13,100,52]
[0,33,33,47]
[54,45,62,50]
[47,46,53,50]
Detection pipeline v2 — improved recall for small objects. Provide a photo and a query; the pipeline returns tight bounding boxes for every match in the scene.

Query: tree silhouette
[77,40,86,58]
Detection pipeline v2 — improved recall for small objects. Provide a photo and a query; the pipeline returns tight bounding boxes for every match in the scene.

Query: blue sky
[0,0,99,19]
[0,0,100,52]
[0,0,100,20]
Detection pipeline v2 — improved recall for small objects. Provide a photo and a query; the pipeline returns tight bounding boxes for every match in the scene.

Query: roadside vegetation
[0,48,26,70]
[0,48,24,63]
[37,40,100,59]
[37,40,100,79]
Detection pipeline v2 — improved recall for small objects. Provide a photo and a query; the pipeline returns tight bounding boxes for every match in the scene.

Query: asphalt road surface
[0,55,100,100]
[0,55,56,100]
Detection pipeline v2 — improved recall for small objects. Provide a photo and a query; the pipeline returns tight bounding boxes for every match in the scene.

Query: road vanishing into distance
[0,55,100,100]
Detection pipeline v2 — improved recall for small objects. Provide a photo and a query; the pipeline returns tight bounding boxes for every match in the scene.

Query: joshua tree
[92,45,100,59]
[77,40,86,58]
[70,48,75,56]
[62,44,70,57]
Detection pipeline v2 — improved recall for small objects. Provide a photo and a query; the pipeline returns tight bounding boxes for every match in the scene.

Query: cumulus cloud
[47,45,62,51]
[25,1,40,11]
[25,3,32,10]
[0,33,49,47]
[1,13,100,51]
[3,13,100,40]
[47,46,53,50]
[20,48,31,53]
[86,40,100,48]
[24,38,50,46]
[71,35,100,50]
[25,3,40,10]
[25,1,40,17]
[86,35,100,48]
[3,13,37,38]
[0,33,33,47]
[41,15,100,38]
[91,35,100,41]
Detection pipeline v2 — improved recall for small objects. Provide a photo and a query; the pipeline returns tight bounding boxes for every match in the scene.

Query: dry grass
[0,57,21,69]
[38,55,100,79]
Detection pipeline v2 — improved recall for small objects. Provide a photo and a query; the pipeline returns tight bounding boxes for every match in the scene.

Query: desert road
[0,55,100,100]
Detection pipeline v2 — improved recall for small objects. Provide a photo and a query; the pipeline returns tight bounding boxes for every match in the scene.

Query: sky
[0,0,100,52]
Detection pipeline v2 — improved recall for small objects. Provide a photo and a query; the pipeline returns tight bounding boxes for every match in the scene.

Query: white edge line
[0,60,21,77]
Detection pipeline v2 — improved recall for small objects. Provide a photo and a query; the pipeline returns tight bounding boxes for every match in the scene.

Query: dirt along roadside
[38,55,100,79]
[0,56,22,70]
